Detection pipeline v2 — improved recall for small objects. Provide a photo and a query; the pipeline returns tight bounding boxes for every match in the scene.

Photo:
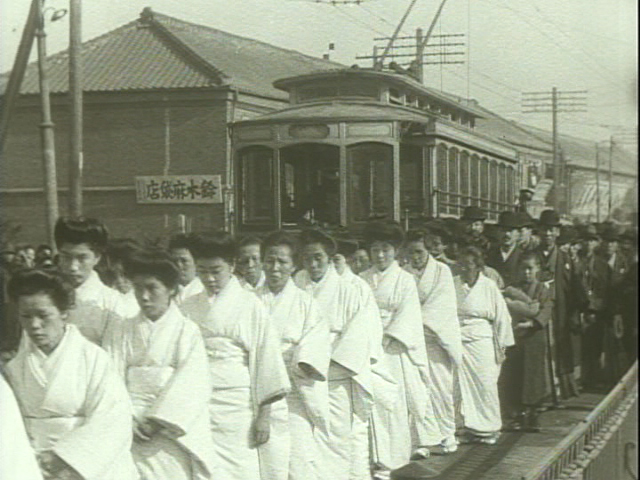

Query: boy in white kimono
[5,269,138,480]
[104,249,216,480]
[404,229,462,453]
[180,231,290,480]
[360,221,436,474]
[168,234,206,306]
[256,231,331,480]
[54,217,127,345]
[294,228,379,480]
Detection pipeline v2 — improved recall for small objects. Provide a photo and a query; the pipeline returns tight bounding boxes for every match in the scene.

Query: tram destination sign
[135,175,223,204]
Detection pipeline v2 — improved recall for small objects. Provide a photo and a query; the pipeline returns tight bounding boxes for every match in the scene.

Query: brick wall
[1,91,233,245]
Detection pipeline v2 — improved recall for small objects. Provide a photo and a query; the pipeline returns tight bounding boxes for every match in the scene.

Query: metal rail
[523,361,638,480]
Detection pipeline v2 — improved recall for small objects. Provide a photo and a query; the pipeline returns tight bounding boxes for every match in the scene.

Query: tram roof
[232,100,438,125]
[273,68,487,118]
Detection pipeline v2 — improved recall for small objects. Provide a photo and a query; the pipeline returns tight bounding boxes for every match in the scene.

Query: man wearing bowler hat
[487,211,524,287]
[460,206,491,253]
[517,211,540,252]
[535,209,583,401]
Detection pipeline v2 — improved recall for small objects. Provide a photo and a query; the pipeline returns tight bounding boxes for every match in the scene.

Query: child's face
[520,258,539,284]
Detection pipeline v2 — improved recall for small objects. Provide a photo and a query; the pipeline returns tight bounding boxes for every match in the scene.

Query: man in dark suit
[535,210,583,401]
[487,211,524,287]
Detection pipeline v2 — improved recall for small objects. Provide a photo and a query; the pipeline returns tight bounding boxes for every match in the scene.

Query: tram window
[280,143,340,226]
[436,145,448,215]
[499,163,508,206]
[480,157,489,210]
[490,161,499,211]
[348,143,394,222]
[470,154,480,206]
[239,147,275,225]
[460,151,470,206]
[448,149,459,216]
[400,145,423,212]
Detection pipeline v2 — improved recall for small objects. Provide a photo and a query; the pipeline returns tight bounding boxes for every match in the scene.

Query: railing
[523,361,638,480]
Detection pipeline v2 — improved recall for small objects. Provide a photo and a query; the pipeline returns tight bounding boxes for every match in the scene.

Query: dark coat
[536,245,583,375]
[486,245,523,287]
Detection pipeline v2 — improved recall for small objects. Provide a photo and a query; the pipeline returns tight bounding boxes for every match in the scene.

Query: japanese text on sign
[135,175,223,204]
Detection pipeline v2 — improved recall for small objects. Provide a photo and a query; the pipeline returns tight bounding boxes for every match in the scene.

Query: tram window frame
[460,151,470,207]
[238,146,276,226]
[400,144,424,213]
[347,142,394,223]
[436,144,449,215]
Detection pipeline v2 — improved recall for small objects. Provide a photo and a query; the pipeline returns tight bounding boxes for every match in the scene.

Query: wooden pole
[608,136,613,219]
[595,142,601,223]
[36,1,59,250]
[0,0,39,152]
[68,0,83,216]
[415,28,424,83]
[552,87,560,211]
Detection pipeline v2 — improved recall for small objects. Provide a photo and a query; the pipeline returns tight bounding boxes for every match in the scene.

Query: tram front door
[280,143,340,227]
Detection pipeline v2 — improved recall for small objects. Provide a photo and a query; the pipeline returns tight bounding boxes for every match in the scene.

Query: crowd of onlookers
[0,208,636,480]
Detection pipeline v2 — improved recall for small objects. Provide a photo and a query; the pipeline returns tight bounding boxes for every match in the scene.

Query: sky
[1,0,637,146]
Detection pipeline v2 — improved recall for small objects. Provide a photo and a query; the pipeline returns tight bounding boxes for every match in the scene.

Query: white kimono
[256,279,331,480]
[174,277,206,306]
[454,273,514,435]
[360,261,434,469]
[294,265,378,480]
[104,303,215,480]
[238,271,266,292]
[0,373,43,480]
[68,270,127,346]
[120,290,140,318]
[4,324,138,480]
[405,259,462,444]
[181,276,290,480]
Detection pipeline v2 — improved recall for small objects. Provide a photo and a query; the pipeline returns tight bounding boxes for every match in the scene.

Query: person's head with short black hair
[190,231,237,296]
[236,235,263,288]
[8,268,75,355]
[298,228,337,282]
[54,217,109,288]
[262,231,298,293]
[364,221,405,272]
[103,238,142,293]
[168,233,198,287]
[124,249,180,321]
[519,251,543,285]
[405,229,431,271]
[457,245,485,286]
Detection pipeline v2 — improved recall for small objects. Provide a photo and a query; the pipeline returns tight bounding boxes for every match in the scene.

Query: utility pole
[69,0,83,216]
[608,136,614,219]
[374,0,419,70]
[36,1,63,250]
[0,0,40,152]
[595,143,601,223]
[522,88,587,214]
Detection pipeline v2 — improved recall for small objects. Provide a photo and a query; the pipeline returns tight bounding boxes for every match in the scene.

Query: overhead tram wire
[490,0,629,89]
[528,0,634,84]
[330,3,389,37]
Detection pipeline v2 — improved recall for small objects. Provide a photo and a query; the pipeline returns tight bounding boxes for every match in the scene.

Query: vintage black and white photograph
[0,0,637,479]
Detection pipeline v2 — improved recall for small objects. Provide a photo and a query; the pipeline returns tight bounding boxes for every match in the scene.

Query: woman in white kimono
[360,222,436,474]
[256,231,331,480]
[454,246,514,445]
[294,228,380,480]
[104,249,215,480]
[4,269,138,480]
[54,217,127,345]
[180,232,291,480]
[1,372,43,480]
[404,229,462,454]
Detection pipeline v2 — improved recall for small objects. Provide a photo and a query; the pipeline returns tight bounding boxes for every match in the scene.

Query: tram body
[231,68,520,233]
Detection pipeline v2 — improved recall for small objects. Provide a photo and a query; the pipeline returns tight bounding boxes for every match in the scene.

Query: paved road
[392,393,604,479]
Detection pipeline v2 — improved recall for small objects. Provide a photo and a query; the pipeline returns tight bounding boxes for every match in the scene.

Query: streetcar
[230,66,519,233]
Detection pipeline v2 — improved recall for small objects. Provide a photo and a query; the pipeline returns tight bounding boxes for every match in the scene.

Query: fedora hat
[557,226,579,245]
[538,209,561,227]
[579,224,600,241]
[497,211,522,229]
[461,206,486,221]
